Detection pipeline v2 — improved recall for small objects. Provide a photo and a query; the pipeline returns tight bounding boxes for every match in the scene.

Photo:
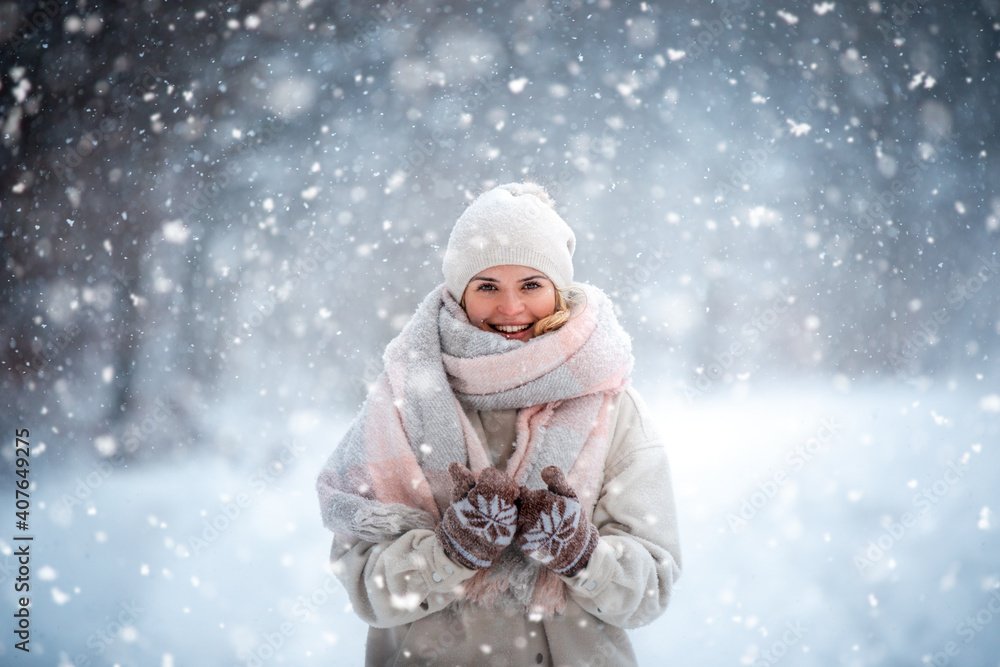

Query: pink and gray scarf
[316,282,633,615]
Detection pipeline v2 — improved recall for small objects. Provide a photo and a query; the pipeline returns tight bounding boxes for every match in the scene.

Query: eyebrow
[471,275,547,283]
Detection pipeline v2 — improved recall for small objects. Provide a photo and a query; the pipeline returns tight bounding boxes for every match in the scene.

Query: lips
[490,323,532,333]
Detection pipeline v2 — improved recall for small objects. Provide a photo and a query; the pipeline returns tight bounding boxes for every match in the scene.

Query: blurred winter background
[2,0,999,664]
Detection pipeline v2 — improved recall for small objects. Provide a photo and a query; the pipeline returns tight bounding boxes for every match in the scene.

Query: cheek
[462,295,490,322]
[532,291,557,317]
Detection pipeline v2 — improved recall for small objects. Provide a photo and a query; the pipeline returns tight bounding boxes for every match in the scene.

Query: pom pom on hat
[443,183,576,301]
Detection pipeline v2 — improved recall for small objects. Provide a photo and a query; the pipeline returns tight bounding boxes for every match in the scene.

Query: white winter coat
[329,386,682,666]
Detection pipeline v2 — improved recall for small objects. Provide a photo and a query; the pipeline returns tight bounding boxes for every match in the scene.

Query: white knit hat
[442,183,576,301]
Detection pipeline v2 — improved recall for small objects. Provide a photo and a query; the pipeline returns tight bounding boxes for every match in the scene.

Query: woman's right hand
[435,463,520,570]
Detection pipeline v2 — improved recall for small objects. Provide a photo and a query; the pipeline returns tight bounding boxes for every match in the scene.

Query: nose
[496,289,525,316]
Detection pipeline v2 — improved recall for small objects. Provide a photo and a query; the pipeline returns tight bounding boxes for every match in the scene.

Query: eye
[475,283,497,291]
[522,281,541,290]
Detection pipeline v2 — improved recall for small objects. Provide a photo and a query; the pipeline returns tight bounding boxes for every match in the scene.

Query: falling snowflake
[787,119,812,136]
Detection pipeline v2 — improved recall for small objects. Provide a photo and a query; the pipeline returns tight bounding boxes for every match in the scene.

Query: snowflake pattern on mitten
[454,493,518,544]
[518,496,582,565]
[516,466,599,576]
[436,464,520,570]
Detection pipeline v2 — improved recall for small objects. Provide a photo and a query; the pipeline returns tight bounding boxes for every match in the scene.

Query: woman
[317,182,681,666]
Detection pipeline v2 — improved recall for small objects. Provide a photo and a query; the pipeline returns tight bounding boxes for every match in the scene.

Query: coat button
[431,571,443,583]
[535,653,544,664]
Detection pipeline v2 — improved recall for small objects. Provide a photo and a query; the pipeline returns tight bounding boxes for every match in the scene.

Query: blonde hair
[460,286,587,338]
[532,286,586,336]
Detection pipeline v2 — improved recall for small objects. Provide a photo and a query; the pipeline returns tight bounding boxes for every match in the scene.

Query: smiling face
[461,265,558,342]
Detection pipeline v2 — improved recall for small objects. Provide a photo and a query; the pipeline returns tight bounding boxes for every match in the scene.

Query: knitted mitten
[436,463,520,570]
[515,466,599,577]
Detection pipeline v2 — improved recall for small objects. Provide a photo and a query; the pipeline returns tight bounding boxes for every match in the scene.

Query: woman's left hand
[516,466,599,577]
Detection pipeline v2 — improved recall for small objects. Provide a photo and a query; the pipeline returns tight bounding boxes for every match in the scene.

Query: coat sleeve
[329,528,478,629]
[559,386,683,629]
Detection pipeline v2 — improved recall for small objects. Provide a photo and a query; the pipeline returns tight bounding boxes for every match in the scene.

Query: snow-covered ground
[2,382,998,666]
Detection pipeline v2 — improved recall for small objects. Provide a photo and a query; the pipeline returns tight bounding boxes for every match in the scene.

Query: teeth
[494,324,530,333]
